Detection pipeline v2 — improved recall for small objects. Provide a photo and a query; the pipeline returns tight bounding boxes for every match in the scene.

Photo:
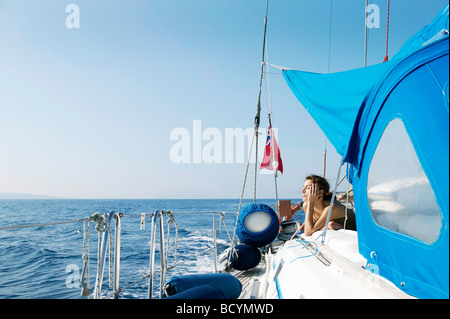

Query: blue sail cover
[283,5,449,299]
[393,5,449,62]
[283,62,392,157]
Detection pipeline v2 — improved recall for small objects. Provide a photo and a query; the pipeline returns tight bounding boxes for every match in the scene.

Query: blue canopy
[283,5,449,299]
[283,4,449,165]
[283,62,391,157]
[393,5,449,62]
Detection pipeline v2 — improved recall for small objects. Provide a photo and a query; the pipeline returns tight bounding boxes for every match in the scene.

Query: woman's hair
[305,174,332,201]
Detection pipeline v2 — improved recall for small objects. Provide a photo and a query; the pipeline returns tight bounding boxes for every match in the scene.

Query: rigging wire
[364,0,370,67]
[252,0,271,203]
[327,0,333,74]
[323,0,334,178]
[229,0,271,268]
[262,0,281,214]
[383,0,391,62]
[0,217,89,231]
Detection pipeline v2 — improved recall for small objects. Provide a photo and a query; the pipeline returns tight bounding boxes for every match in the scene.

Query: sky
[0,0,448,199]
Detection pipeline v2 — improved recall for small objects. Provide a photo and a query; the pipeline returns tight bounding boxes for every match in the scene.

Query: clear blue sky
[0,0,447,199]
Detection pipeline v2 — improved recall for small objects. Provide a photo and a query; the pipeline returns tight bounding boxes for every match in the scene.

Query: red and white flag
[260,125,283,174]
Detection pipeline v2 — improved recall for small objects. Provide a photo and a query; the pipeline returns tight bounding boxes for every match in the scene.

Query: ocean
[0,198,301,299]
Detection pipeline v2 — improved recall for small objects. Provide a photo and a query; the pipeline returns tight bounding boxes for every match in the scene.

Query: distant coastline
[0,192,61,200]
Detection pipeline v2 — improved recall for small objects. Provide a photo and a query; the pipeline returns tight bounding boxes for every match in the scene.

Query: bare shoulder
[324,201,346,218]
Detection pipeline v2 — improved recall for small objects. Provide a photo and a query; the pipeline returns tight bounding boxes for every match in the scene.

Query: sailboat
[3,2,445,301]
[92,2,449,300]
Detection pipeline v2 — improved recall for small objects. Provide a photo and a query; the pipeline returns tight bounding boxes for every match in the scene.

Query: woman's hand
[307,183,323,205]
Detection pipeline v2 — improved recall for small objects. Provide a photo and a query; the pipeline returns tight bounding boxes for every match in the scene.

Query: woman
[301,174,356,236]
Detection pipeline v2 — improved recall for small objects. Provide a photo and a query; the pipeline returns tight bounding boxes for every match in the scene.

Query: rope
[80,219,91,298]
[93,214,113,298]
[0,212,229,231]
[254,127,259,202]
[230,131,257,263]
[219,212,232,242]
[383,0,390,62]
[288,240,319,263]
[95,224,102,298]
[263,14,282,211]
[163,211,179,271]
[263,62,291,70]
[251,0,271,203]
[0,218,89,231]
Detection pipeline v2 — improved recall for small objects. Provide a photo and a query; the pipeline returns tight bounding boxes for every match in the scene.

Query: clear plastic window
[367,119,442,243]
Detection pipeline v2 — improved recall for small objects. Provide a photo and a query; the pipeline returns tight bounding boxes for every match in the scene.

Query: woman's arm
[303,183,322,236]
[305,204,345,235]
[303,201,315,236]
[305,206,330,235]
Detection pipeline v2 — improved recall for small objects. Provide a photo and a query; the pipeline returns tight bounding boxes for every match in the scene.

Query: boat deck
[226,257,267,299]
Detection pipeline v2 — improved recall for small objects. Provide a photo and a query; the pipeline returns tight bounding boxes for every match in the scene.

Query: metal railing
[0,209,234,299]
[146,210,229,299]
[92,211,122,299]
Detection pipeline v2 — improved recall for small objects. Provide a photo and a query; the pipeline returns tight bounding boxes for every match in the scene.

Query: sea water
[0,198,302,299]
